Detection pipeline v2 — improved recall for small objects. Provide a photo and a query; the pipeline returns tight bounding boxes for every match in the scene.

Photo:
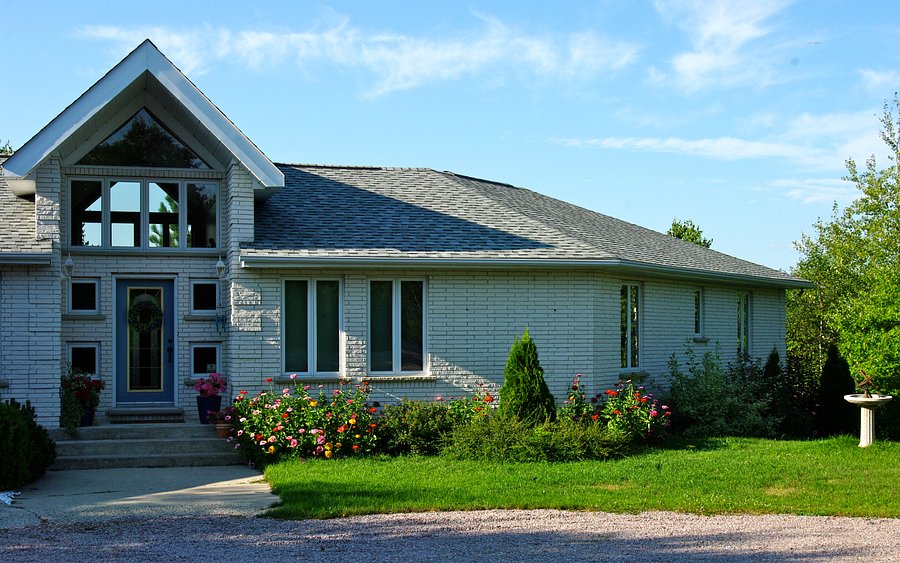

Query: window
[693,288,704,337]
[191,344,220,377]
[620,284,640,369]
[68,343,99,376]
[68,179,218,250]
[283,280,341,375]
[370,279,425,373]
[78,108,210,169]
[191,281,218,314]
[69,279,99,314]
[737,291,751,356]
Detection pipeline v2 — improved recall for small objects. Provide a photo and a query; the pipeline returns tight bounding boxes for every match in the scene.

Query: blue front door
[116,279,175,404]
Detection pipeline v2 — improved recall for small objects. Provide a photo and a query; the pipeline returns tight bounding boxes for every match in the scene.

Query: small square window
[69,343,99,375]
[191,281,218,314]
[192,344,220,377]
[69,279,99,314]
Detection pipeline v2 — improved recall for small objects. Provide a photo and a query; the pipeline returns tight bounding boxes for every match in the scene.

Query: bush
[0,399,56,490]
[777,353,820,437]
[442,414,629,462]
[232,380,378,467]
[498,329,556,425]
[598,380,670,442]
[377,385,497,456]
[816,344,859,437]
[667,347,778,437]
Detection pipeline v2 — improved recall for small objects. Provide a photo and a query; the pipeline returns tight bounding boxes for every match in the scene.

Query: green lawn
[262,436,900,520]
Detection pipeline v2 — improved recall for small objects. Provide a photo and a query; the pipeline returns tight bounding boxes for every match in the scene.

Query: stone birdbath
[844,372,893,447]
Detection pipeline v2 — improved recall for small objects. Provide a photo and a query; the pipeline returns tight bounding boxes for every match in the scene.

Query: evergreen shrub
[0,399,56,490]
[817,344,859,437]
[498,329,556,425]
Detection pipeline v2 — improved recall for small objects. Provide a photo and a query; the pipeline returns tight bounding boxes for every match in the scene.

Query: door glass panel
[370,281,393,371]
[111,181,141,247]
[149,182,179,247]
[70,180,103,247]
[127,287,164,391]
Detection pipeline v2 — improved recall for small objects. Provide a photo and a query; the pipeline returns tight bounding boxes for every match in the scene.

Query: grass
[262,435,900,520]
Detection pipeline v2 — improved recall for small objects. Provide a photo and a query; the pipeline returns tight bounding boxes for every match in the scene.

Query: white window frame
[68,278,100,315]
[190,280,219,315]
[67,177,220,251]
[190,343,221,378]
[693,288,705,338]
[620,283,641,370]
[281,278,343,377]
[368,278,427,375]
[67,342,100,376]
[737,291,751,356]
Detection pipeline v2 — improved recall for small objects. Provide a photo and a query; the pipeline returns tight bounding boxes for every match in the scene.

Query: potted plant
[194,373,226,424]
[60,367,104,435]
[207,406,235,438]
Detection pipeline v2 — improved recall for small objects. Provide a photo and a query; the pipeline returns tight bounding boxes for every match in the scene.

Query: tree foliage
[667,218,713,248]
[0,139,12,156]
[790,97,900,437]
[498,329,556,425]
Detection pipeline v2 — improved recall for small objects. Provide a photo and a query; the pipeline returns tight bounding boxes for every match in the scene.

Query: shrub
[558,374,594,422]
[378,385,497,456]
[498,329,556,425]
[231,379,378,467]
[667,346,778,437]
[442,414,628,462]
[816,344,858,436]
[0,399,56,490]
[778,353,820,437]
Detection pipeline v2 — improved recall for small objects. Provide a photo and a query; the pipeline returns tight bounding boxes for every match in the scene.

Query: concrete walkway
[0,466,277,529]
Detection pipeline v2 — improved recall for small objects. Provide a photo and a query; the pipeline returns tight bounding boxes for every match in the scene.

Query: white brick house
[0,41,810,428]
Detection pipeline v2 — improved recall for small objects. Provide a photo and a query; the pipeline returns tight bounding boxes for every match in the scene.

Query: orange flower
[324,450,333,459]
[613,409,621,415]
[352,444,360,451]
[484,395,494,403]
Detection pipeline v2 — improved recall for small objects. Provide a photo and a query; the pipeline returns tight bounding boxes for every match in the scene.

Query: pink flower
[289,373,297,380]
[298,428,306,434]
[650,410,658,417]
[258,440,267,446]
[290,439,298,448]
[333,389,340,395]
[303,385,311,391]
[268,435,276,443]
[317,435,326,445]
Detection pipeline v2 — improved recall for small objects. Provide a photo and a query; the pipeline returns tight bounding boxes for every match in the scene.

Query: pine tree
[498,329,556,425]
[817,344,857,436]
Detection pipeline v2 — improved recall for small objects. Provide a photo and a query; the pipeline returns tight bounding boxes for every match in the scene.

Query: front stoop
[107,407,186,424]
[49,423,244,470]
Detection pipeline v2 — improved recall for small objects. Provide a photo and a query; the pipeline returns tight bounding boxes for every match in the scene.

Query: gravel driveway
[1,509,898,562]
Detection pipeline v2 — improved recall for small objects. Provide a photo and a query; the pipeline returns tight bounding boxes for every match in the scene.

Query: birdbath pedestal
[844,394,893,447]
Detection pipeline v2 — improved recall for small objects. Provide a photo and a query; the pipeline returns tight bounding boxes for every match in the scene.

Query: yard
[262,436,900,520]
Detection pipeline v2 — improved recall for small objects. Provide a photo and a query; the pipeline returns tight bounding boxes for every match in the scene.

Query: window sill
[617,370,650,383]
[363,374,436,383]
[62,313,105,321]
[692,336,710,344]
[276,375,352,385]
[184,313,216,321]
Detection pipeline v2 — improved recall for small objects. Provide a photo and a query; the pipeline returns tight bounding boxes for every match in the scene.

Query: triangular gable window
[78,108,210,169]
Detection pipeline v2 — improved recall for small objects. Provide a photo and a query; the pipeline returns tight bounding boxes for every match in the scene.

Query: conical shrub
[498,329,556,425]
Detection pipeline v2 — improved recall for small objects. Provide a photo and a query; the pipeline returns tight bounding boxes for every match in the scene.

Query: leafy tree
[0,140,12,156]
[668,218,712,248]
[790,97,900,438]
[498,329,556,425]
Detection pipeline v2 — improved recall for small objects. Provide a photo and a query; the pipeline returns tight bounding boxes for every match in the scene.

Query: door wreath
[128,294,163,334]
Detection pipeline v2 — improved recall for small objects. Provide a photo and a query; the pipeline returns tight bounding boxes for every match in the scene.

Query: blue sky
[2,0,896,271]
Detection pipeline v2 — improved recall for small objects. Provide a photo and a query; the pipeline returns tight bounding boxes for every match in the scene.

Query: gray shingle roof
[0,157,51,257]
[0,157,804,285]
[245,165,806,287]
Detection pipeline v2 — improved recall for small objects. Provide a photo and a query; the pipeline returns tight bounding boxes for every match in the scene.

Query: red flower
[484,395,494,403]
[606,390,618,397]
[613,409,621,415]
[591,414,599,421]
[265,377,273,383]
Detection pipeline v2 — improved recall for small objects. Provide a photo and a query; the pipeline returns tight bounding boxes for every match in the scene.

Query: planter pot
[80,407,96,427]
[196,395,222,424]
[214,423,231,439]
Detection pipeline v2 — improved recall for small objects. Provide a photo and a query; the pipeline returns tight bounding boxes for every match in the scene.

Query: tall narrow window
[737,291,751,356]
[283,280,341,375]
[110,180,141,247]
[370,279,425,373]
[620,284,640,369]
[693,288,704,337]
[187,183,218,248]
[149,182,180,247]
[70,180,103,247]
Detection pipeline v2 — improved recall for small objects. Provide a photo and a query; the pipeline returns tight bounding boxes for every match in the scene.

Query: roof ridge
[276,162,435,172]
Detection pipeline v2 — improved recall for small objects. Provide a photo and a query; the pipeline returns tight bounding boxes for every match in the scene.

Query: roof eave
[0,253,52,266]
[2,40,284,191]
[238,254,812,289]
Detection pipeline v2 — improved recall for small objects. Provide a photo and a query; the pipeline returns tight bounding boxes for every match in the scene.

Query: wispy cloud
[652,0,791,90]
[766,178,859,205]
[859,68,900,93]
[553,108,884,173]
[77,15,640,97]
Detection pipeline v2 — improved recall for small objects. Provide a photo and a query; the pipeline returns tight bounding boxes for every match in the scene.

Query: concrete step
[49,423,243,470]
[51,452,243,470]
[107,407,185,424]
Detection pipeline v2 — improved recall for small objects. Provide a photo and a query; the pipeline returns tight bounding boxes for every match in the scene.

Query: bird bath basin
[844,394,893,447]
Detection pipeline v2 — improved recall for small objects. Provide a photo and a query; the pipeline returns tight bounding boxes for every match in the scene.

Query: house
[0,40,810,428]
